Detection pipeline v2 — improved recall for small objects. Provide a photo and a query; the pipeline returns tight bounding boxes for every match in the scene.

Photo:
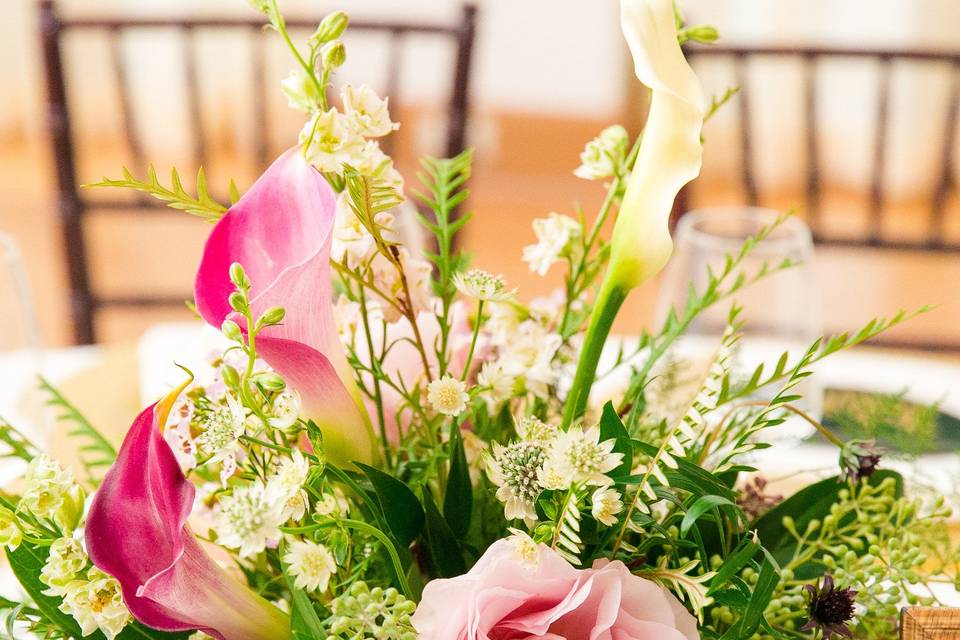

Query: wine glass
[655,206,822,442]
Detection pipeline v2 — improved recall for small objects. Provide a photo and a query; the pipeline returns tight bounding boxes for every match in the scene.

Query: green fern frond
[0,419,38,463]
[551,489,584,566]
[84,166,228,222]
[38,377,116,482]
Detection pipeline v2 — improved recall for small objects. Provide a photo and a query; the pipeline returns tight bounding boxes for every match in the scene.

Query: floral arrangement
[1,1,956,639]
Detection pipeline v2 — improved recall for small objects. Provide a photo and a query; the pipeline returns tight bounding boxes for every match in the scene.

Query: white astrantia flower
[341,84,399,138]
[214,481,284,558]
[426,375,470,417]
[280,69,322,113]
[522,213,581,276]
[539,426,623,490]
[486,440,548,525]
[40,535,87,597]
[574,124,629,180]
[269,389,302,430]
[591,487,624,526]
[508,528,541,568]
[58,567,130,640]
[476,361,515,408]
[284,539,338,593]
[300,109,366,174]
[515,416,560,444]
[196,394,245,464]
[267,449,310,522]
[453,269,515,302]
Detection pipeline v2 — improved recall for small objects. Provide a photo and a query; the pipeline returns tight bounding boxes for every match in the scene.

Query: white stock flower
[453,269,515,302]
[267,449,310,522]
[486,441,547,524]
[40,535,87,597]
[574,124,629,180]
[284,539,337,593]
[539,426,623,490]
[59,568,130,640]
[0,508,22,550]
[331,191,396,269]
[591,487,624,526]
[300,109,366,173]
[476,361,515,408]
[19,455,77,523]
[522,213,581,276]
[341,84,398,137]
[269,389,302,430]
[281,69,322,113]
[214,482,284,558]
[427,375,469,417]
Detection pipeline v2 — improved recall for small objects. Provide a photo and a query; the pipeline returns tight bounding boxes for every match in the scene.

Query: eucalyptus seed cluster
[325,582,417,640]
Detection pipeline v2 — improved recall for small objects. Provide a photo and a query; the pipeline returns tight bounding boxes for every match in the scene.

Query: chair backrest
[678,44,960,253]
[38,0,477,344]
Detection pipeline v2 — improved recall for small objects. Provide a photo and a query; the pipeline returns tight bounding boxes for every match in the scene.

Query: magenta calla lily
[87,385,289,640]
[194,147,376,465]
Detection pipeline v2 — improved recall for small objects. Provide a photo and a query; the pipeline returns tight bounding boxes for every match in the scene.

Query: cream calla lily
[562,0,706,427]
[608,0,705,289]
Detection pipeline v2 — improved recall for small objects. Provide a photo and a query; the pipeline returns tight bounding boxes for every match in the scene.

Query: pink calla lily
[87,383,289,640]
[194,147,376,465]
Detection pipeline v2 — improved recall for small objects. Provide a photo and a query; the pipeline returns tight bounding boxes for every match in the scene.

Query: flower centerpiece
[1,1,955,639]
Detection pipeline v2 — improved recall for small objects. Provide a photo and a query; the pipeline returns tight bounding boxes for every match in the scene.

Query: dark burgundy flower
[801,574,857,639]
[738,476,782,520]
[839,439,882,483]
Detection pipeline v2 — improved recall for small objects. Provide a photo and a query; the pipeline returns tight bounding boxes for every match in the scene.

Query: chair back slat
[683,44,960,254]
[38,0,477,344]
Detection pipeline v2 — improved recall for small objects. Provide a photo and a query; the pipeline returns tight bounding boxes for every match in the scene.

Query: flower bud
[54,484,86,533]
[321,40,346,69]
[221,364,241,388]
[221,319,243,343]
[253,371,286,392]
[229,262,250,290]
[311,11,349,47]
[228,291,248,314]
[259,306,286,326]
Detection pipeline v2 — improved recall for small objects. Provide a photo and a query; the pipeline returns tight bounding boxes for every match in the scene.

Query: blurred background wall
[0,0,957,349]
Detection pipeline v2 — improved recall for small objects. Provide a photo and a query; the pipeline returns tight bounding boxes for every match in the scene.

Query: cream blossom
[331,191,396,268]
[267,449,310,522]
[453,269,515,302]
[476,361,515,408]
[496,320,564,396]
[284,539,337,593]
[315,487,351,518]
[591,486,625,526]
[214,481,284,558]
[516,415,560,444]
[280,69,322,113]
[487,440,548,524]
[19,455,83,530]
[40,535,87,597]
[427,375,470,416]
[59,568,130,640]
[508,528,541,568]
[522,213,581,276]
[269,389,302,430]
[574,124,629,180]
[341,84,399,137]
[300,109,366,173]
[0,508,21,550]
[539,425,623,489]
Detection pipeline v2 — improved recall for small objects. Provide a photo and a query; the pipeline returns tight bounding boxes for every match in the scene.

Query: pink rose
[411,539,699,640]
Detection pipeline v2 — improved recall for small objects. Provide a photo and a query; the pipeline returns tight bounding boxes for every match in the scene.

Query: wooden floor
[0,110,957,352]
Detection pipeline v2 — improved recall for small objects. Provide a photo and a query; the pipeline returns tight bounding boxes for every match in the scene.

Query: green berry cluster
[325,582,417,640]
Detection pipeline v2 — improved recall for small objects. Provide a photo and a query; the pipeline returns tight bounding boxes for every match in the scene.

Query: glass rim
[676,206,813,254]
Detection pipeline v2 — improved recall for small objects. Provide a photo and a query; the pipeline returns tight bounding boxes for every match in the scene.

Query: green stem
[270,1,324,103]
[460,300,484,382]
[561,279,628,429]
[340,519,412,597]
[358,285,392,468]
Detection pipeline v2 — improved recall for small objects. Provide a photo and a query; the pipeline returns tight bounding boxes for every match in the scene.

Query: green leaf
[284,571,323,640]
[708,536,761,594]
[733,556,779,638]
[6,542,86,638]
[680,494,737,536]
[632,440,735,500]
[443,425,473,538]
[83,166,227,222]
[421,488,466,578]
[598,402,632,478]
[355,463,424,546]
